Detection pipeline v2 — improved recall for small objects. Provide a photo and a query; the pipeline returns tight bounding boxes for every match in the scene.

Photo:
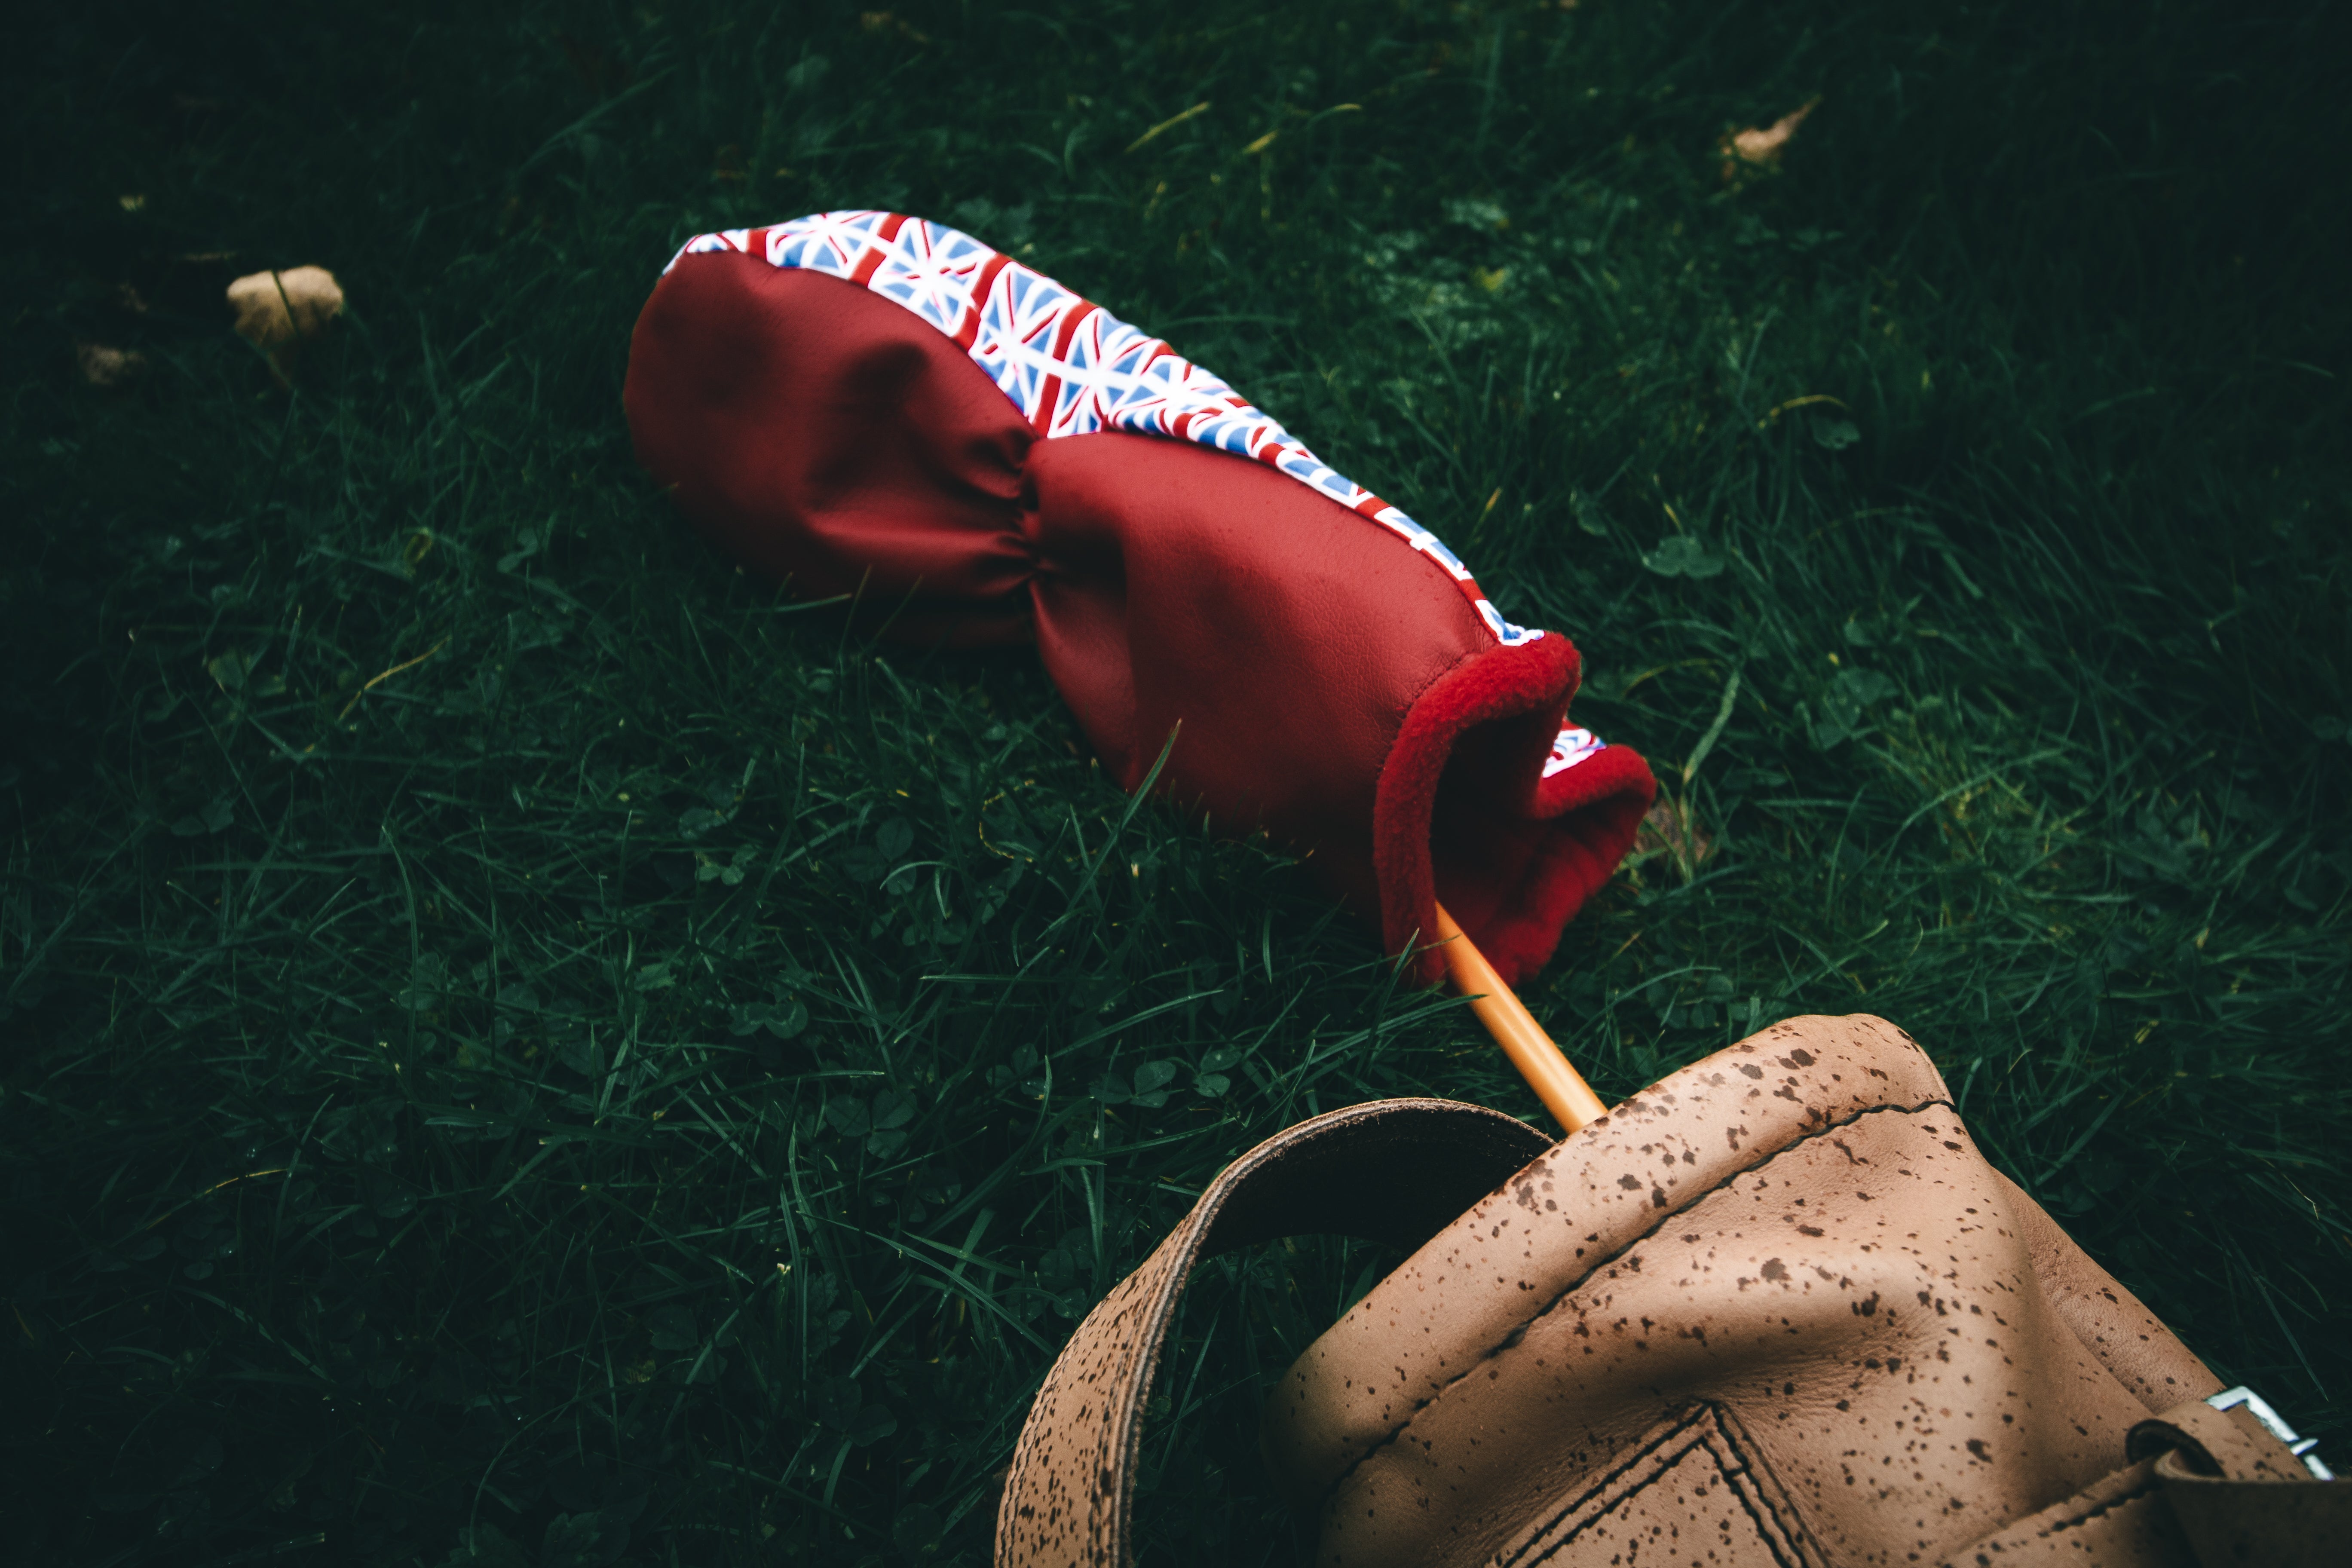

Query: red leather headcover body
[625,245,1653,985]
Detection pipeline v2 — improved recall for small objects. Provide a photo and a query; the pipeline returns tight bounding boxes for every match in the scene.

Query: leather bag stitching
[1506,1405,1813,1568]
[1315,1096,1956,1506]
[1940,1471,2168,1566]
[1706,1403,1822,1568]
[2041,1474,2165,1533]
[1515,1431,1725,1567]
[1508,1401,1715,1553]
[1697,1429,1814,1568]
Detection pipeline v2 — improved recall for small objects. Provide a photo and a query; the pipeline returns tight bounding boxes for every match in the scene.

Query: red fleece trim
[1488,743,1655,980]
[1375,640,1657,988]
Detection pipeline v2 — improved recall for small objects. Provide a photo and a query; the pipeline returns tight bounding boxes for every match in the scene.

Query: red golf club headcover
[624,212,1653,986]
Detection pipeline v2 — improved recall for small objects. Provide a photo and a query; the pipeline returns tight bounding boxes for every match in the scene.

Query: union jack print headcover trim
[668,210,1550,641]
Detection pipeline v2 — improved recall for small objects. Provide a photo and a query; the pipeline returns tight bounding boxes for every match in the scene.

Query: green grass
[3,0,2348,1562]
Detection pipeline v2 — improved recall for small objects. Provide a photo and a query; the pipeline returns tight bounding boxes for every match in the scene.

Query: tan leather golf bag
[998,1015,2344,1566]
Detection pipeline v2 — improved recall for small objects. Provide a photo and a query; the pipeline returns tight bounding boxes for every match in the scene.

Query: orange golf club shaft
[1431,900,1609,1133]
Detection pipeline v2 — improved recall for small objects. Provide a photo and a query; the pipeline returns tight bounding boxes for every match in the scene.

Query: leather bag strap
[1936,1396,2352,1565]
[2130,1401,2352,1566]
[2150,1454,2352,1565]
[993,1097,1553,1568]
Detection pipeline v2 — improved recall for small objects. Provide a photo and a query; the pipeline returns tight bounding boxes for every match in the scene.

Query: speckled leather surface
[995,1015,2346,1568]
[993,1096,1552,1568]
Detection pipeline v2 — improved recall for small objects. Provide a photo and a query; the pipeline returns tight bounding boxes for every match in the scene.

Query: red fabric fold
[625,248,1653,984]
[1374,641,1659,985]
[625,257,1038,645]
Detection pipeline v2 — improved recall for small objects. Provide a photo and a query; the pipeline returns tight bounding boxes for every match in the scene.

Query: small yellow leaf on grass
[1719,96,1821,181]
[1473,266,1510,293]
[227,265,344,386]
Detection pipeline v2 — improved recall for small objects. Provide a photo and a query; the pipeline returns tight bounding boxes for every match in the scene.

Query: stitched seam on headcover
[1317,1096,1958,1505]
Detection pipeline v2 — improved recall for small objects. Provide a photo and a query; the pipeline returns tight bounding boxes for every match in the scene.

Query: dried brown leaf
[227,266,344,386]
[1718,96,1821,181]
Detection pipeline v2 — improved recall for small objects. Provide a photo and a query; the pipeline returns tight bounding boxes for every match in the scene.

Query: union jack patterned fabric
[1543,726,1605,778]
[668,210,1614,772]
